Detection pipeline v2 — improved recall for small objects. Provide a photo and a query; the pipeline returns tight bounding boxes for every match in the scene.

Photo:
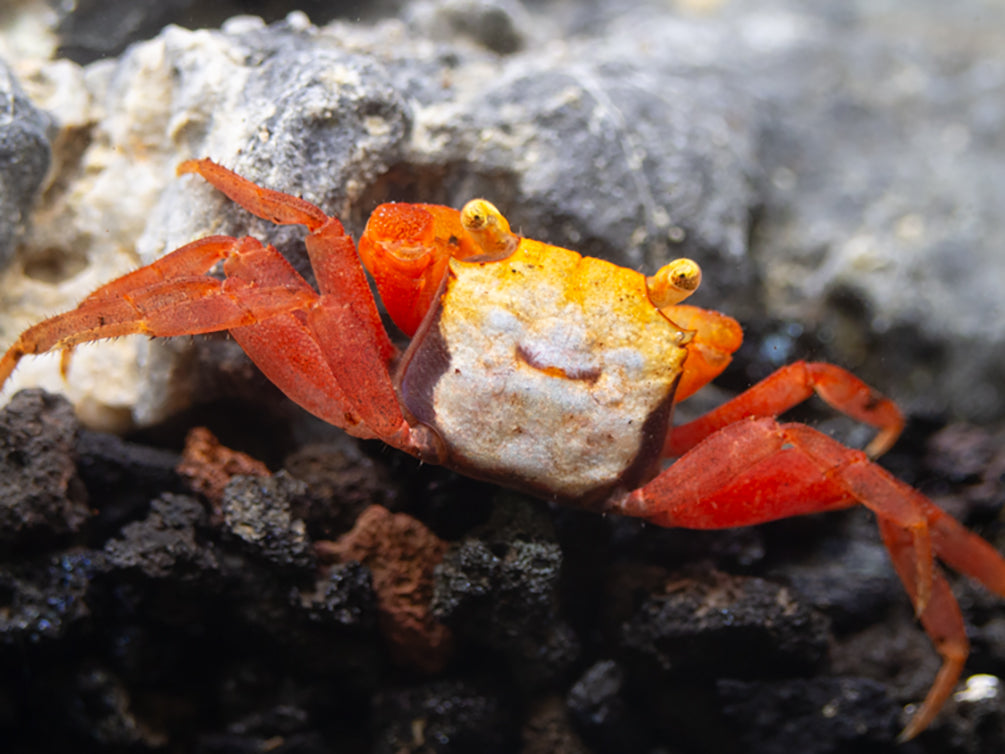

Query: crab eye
[460,199,518,259]
[646,258,702,308]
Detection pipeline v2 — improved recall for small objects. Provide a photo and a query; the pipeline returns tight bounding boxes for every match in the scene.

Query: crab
[2,159,1004,739]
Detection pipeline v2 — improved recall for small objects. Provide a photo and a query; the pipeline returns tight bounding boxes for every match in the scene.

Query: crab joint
[461,199,518,258]
[646,258,702,308]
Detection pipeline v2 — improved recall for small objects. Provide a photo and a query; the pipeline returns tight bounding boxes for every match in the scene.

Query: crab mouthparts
[516,343,602,383]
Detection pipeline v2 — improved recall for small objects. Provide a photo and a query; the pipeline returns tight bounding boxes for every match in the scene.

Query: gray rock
[718,677,900,752]
[0,551,98,644]
[1,0,1004,428]
[619,568,830,677]
[0,6,760,426]
[371,678,514,754]
[0,389,89,544]
[55,0,199,64]
[103,493,219,579]
[221,471,315,572]
[727,0,1005,421]
[0,59,49,267]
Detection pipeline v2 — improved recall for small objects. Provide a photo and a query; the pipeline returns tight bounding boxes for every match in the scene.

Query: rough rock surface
[0,56,49,267]
[0,1,1004,753]
[0,389,88,545]
[176,425,272,506]
[326,504,452,673]
[2,0,1004,424]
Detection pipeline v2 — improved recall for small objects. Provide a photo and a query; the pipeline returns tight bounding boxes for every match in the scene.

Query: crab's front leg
[1,161,428,455]
[174,159,418,445]
[607,416,1005,740]
[0,232,373,437]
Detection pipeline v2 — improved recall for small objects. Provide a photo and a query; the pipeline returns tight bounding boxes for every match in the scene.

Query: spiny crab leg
[0,160,423,450]
[0,235,298,383]
[0,232,379,433]
[609,415,1005,740]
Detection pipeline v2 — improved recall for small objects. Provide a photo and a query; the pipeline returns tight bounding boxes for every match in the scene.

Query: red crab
[2,159,1003,739]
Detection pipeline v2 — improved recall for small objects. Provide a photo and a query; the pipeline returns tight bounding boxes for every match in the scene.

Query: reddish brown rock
[176,426,271,507]
[323,504,452,673]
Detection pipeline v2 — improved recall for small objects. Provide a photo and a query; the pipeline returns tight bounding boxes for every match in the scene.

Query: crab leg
[0,234,373,436]
[220,238,381,437]
[876,517,968,741]
[665,361,905,458]
[611,415,1005,739]
[0,236,312,381]
[177,159,413,448]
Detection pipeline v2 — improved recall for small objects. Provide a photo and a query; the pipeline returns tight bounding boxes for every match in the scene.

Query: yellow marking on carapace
[430,238,691,499]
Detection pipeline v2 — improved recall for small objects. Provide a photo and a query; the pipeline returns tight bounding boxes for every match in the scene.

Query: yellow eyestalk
[461,199,518,259]
[646,258,702,308]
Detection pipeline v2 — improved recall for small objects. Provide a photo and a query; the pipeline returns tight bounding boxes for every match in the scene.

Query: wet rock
[283,440,400,540]
[233,560,383,696]
[432,499,562,638]
[194,703,327,754]
[178,426,272,507]
[103,493,217,580]
[521,696,590,754]
[372,677,514,754]
[432,497,579,688]
[0,550,99,644]
[566,660,650,754]
[221,471,315,572]
[76,428,185,537]
[0,389,89,547]
[0,59,50,268]
[926,423,999,484]
[620,568,829,679]
[325,504,452,673]
[63,664,162,748]
[297,559,377,631]
[766,513,903,632]
[924,423,1005,525]
[718,677,900,753]
[923,673,1005,754]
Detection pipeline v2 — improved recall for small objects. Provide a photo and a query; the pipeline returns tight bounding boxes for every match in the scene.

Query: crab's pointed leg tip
[176,159,202,177]
[896,700,936,742]
[897,718,924,744]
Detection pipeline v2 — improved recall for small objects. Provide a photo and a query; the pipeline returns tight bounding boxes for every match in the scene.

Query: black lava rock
[0,389,89,548]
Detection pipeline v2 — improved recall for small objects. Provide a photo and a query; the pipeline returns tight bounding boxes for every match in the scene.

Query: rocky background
[1,0,1004,752]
